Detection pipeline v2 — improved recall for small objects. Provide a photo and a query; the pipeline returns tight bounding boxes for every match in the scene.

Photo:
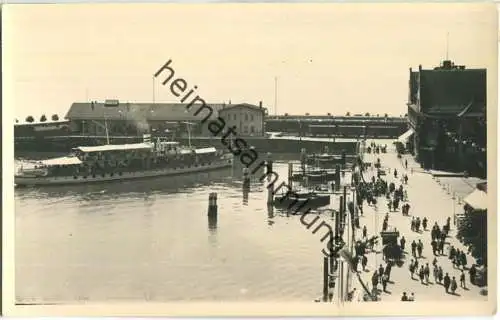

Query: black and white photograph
[3,2,497,316]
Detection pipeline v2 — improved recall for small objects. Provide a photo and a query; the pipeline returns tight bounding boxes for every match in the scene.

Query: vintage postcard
[2,2,497,317]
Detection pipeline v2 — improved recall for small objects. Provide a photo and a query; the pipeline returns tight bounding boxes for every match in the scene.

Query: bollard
[208,192,218,217]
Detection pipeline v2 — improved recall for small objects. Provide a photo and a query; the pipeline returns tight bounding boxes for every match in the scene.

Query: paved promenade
[350,144,487,302]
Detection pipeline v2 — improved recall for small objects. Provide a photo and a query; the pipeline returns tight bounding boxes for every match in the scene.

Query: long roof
[65,102,228,121]
[39,156,82,166]
[73,143,153,153]
[219,103,267,114]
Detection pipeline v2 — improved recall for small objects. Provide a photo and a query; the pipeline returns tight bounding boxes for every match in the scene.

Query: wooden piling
[267,183,274,204]
[300,148,307,171]
[243,167,250,188]
[208,192,218,216]
[288,162,293,187]
[266,153,273,174]
[323,256,329,302]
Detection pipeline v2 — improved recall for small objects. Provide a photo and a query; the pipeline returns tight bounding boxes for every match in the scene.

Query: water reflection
[208,213,218,232]
[242,185,249,206]
[267,204,275,226]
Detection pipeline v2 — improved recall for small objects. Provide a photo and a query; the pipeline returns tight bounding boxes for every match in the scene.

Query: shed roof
[65,102,227,121]
[219,103,267,114]
[73,143,153,153]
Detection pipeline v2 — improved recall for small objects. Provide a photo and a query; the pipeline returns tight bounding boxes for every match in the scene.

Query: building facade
[406,60,486,178]
[65,100,228,137]
[218,102,267,136]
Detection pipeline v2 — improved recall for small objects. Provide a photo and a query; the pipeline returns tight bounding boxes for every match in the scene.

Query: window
[250,126,255,133]
[233,114,237,121]
[245,114,248,121]
[250,114,254,121]
[243,126,248,133]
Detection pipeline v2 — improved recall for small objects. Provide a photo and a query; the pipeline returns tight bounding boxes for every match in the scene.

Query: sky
[3,3,497,121]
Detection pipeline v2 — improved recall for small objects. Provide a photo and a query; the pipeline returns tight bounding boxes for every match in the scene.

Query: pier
[346,142,487,302]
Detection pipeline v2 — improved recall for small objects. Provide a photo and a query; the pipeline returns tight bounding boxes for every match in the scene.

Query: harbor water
[15,159,337,303]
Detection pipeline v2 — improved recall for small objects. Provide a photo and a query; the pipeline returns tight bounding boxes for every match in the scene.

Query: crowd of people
[347,144,480,302]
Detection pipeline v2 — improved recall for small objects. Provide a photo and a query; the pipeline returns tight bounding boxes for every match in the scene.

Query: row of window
[223,113,257,122]
[68,160,232,179]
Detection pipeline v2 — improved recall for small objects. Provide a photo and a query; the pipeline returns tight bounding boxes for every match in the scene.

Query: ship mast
[183,121,193,149]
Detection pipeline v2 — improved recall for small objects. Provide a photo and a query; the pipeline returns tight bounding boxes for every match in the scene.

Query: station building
[64,100,267,137]
[218,102,267,136]
[404,60,486,178]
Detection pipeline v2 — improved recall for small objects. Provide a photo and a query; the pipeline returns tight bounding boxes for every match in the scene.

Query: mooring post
[288,162,293,188]
[208,192,218,217]
[267,183,274,204]
[335,164,341,191]
[323,256,329,302]
[300,148,307,172]
[266,152,273,175]
[243,167,250,188]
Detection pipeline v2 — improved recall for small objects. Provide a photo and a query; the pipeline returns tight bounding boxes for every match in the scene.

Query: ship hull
[15,159,233,187]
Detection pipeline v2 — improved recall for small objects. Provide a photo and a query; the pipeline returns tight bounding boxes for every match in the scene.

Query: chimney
[259,101,263,108]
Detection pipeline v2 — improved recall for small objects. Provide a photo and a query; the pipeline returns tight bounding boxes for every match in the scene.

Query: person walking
[401,292,408,301]
[400,236,406,252]
[418,266,425,284]
[381,273,389,293]
[469,264,477,286]
[362,225,367,239]
[385,263,392,281]
[371,271,379,292]
[417,240,423,258]
[433,265,439,283]
[411,218,415,232]
[411,240,417,258]
[443,273,451,293]
[405,159,408,169]
[437,266,444,284]
[424,263,430,284]
[450,276,458,294]
[361,255,368,271]
[431,239,438,256]
[439,239,445,256]
[460,271,466,289]
[378,264,384,278]
[422,217,428,231]
[409,259,415,279]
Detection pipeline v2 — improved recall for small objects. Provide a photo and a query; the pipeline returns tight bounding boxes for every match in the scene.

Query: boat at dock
[15,135,233,187]
[291,168,338,183]
[273,190,331,212]
[306,152,345,168]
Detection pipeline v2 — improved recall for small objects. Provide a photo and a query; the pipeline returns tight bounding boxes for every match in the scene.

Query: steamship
[15,134,233,187]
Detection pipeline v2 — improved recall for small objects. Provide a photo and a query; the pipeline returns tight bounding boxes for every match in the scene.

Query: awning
[463,189,488,211]
[397,128,415,144]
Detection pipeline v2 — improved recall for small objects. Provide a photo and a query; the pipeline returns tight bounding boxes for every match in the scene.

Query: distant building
[405,60,486,177]
[65,100,227,137]
[14,120,71,137]
[218,102,268,136]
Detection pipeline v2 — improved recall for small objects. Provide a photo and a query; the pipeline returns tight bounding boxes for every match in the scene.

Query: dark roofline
[220,103,267,113]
